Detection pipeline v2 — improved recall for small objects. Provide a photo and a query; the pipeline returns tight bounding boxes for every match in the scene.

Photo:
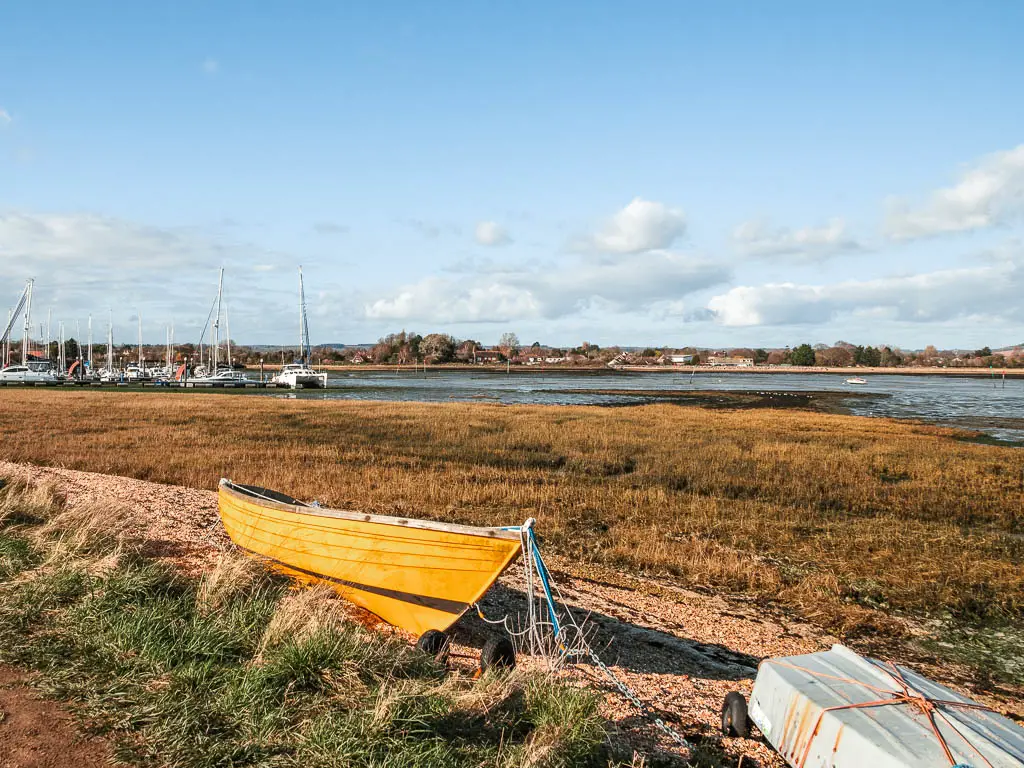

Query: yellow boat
[217,479,524,636]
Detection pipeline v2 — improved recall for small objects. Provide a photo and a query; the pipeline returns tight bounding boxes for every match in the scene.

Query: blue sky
[2,1,1022,348]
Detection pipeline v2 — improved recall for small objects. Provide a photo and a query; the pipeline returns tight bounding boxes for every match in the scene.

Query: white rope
[475,524,694,757]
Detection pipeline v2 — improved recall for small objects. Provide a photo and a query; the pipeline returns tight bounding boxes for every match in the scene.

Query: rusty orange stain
[833,723,845,754]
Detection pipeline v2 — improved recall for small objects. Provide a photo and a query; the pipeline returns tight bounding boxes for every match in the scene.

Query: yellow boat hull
[217,480,522,636]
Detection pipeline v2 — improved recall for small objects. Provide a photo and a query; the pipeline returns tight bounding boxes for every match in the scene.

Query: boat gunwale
[219,478,523,541]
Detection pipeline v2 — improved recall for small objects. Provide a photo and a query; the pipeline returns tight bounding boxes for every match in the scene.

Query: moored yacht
[271,362,327,389]
[0,364,59,383]
[270,266,328,389]
[189,367,252,384]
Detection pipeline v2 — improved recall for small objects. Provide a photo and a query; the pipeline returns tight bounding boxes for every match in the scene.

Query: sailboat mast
[22,278,33,364]
[87,315,93,368]
[107,310,113,373]
[298,266,311,365]
[213,268,224,371]
[225,296,232,368]
[46,308,51,360]
[138,313,143,367]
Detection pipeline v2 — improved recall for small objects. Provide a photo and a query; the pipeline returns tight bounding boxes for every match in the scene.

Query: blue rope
[527,528,562,643]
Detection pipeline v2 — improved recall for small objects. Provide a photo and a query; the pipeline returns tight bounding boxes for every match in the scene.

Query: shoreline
[288,363,1024,377]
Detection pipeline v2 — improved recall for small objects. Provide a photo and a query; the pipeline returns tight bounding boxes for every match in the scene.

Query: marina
[2,267,330,391]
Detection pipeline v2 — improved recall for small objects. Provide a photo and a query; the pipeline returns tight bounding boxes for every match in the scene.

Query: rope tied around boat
[475,521,694,760]
[770,659,1004,768]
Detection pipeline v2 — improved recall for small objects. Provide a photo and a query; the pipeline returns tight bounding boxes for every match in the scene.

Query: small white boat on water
[270,266,328,390]
[722,644,1024,767]
[846,377,867,385]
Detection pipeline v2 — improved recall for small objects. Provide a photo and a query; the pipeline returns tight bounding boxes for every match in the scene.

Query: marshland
[1,388,1022,765]
[2,390,1022,658]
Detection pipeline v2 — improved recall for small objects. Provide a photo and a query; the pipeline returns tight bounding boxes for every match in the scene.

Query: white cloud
[0,211,299,343]
[366,251,728,323]
[572,198,687,254]
[733,218,861,261]
[366,278,539,323]
[474,221,511,247]
[706,252,1022,327]
[0,109,11,125]
[885,145,1024,240]
[0,212,213,269]
[202,58,220,75]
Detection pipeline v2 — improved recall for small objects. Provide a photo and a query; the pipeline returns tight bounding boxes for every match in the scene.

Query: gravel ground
[2,461,1012,766]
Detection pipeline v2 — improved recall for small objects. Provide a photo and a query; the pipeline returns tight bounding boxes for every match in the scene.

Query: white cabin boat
[0,364,58,383]
[271,363,327,389]
[189,368,252,385]
[124,364,153,382]
[846,377,867,384]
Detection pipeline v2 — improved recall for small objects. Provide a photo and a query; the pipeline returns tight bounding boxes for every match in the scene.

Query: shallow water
[265,370,1024,443]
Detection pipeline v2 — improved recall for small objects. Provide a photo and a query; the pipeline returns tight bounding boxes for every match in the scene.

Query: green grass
[0,476,616,768]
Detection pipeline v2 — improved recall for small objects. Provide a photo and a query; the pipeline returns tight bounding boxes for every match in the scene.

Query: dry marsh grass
[1,389,1022,645]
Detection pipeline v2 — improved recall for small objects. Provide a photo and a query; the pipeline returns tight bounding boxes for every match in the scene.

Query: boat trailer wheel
[721,691,751,738]
[416,629,450,660]
[480,635,516,673]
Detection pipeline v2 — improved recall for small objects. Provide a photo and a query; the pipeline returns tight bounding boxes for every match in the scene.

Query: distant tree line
[33,335,1021,370]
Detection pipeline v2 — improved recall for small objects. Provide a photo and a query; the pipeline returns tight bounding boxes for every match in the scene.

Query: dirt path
[0,461,1015,765]
[0,667,111,768]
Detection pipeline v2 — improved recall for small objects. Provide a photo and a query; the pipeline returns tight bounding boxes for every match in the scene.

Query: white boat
[189,368,251,385]
[270,266,328,389]
[0,364,58,383]
[722,644,1024,767]
[271,362,327,389]
[846,377,867,384]
[124,364,153,382]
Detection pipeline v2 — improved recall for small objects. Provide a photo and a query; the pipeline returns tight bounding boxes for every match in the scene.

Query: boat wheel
[720,691,750,738]
[416,630,450,660]
[480,635,516,673]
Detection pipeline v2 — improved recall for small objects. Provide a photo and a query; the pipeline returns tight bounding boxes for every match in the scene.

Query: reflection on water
[271,370,1024,443]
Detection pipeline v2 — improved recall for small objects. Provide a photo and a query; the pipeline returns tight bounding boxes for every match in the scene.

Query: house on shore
[707,355,754,367]
[472,349,504,364]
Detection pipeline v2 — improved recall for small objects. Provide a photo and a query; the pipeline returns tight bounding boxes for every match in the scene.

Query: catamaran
[271,266,328,389]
